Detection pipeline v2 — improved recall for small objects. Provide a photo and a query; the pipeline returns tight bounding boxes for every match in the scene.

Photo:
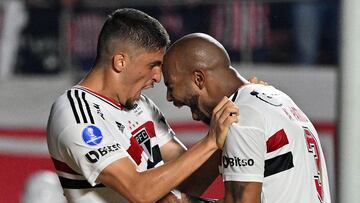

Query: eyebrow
[149,60,162,67]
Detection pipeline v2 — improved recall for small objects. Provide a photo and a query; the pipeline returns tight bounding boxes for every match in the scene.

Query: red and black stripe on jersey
[52,157,105,189]
[264,129,294,177]
[67,89,95,124]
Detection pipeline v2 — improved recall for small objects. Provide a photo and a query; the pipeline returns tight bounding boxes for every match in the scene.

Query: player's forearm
[223,181,262,203]
[136,135,218,202]
[178,150,221,196]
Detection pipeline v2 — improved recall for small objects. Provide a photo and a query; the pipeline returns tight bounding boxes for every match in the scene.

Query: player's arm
[160,137,186,163]
[222,181,262,203]
[160,136,221,196]
[98,97,239,203]
[177,150,221,196]
[175,181,261,203]
[219,104,266,203]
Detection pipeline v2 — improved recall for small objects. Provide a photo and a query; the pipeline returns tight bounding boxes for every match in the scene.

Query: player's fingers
[249,76,268,85]
[213,99,239,122]
[223,113,239,128]
[212,96,230,116]
[218,106,239,124]
[223,113,239,129]
[249,76,258,84]
[212,99,232,122]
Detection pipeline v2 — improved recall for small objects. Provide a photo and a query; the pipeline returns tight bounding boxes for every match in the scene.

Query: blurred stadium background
[0,0,358,202]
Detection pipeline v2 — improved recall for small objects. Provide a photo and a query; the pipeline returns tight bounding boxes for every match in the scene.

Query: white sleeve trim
[223,173,264,183]
[87,153,129,186]
[157,130,175,147]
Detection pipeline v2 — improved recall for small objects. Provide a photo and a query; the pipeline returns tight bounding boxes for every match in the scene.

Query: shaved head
[163,33,243,125]
[164,33,231,74]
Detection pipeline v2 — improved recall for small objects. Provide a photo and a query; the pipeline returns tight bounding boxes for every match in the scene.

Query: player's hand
[249,76,268,85]
[208,96,239,149]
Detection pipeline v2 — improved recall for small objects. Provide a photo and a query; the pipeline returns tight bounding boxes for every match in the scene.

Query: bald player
[162,33,331,203]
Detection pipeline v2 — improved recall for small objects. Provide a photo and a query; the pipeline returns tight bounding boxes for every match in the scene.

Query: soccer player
[47,9,239,203]
[162,33,331,203]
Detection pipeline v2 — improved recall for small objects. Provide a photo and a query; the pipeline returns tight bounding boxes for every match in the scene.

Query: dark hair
[95,8,170,63]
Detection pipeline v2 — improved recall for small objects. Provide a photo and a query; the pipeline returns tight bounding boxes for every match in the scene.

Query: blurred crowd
[0,0,339,76]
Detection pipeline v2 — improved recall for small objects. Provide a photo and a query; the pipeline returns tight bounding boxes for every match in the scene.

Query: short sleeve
[221,105,266,183]
[58,123,129,186]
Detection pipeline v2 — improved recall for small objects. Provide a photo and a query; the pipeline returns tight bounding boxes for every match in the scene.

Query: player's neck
[223,73,245,99]
[78,65,128,106]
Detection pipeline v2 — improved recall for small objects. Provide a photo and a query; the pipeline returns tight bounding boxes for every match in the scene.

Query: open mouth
[143,84,154,90]
[173,101,184,108]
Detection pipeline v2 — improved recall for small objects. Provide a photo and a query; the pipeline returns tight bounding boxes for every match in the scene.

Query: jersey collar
[74,85,125,110]
[229,89,239,102]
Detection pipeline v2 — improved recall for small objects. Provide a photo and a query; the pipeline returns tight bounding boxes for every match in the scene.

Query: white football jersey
[220,84,331,203]
[47,86,175,203]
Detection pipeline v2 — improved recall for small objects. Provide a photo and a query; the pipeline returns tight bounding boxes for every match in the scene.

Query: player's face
[124,47,165,109]
[163,69,211,125]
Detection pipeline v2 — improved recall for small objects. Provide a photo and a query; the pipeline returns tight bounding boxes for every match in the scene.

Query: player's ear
[193,70,205,90]
[113,53,127,72]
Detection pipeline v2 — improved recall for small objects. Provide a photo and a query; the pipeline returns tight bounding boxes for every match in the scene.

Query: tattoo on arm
[225,181,262,203]
[227,181,247,201]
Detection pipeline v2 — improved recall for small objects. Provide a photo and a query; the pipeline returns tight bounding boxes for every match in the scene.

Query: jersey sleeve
[221,104,266,183]
[58,123,130,186]
[142,95,175,147]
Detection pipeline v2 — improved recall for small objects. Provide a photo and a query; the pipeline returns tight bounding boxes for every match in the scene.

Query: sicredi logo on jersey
[82,125,103,146]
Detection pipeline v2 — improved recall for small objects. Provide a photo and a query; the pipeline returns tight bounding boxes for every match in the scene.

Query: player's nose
[152,67,161,83]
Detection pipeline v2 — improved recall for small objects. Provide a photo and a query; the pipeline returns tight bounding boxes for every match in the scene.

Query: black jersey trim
[75,90,88,123]
[264,151,294,177]
[58,176,105,189]
[67,90,80,123]
[82,91,95,124]
[67,89,95,124]
[231,90,239,102]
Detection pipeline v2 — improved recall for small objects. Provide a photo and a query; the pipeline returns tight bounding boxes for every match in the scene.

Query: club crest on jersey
[134,129,152,161]
[82,125,103,146]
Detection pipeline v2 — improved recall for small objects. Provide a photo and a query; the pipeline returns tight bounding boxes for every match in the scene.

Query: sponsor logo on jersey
[82,125,103,146]
[222,155,254,168]
[85,143,122,163]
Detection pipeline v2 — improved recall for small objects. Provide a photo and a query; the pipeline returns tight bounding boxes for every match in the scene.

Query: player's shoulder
[50,86,99,126]
[139,94,153,104]
[137,94,160,110]
[236,84,286,107]
[238,84,282,97]
[52,86,89,111]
